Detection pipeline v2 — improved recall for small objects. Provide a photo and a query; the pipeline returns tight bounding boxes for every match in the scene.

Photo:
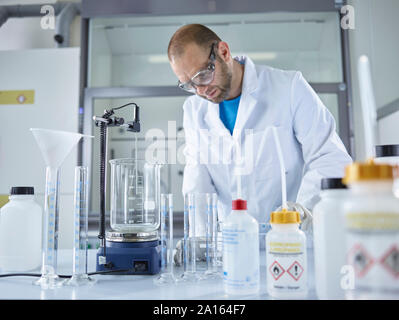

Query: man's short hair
[168,24,221,61]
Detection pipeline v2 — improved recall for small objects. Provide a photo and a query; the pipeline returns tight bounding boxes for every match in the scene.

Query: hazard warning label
[347,244,374,278]
[269,261,285,281]
[380,245,399,278]
[287,261,304,281]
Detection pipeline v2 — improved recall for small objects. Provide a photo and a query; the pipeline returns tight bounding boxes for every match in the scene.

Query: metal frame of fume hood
[78,0,355,214]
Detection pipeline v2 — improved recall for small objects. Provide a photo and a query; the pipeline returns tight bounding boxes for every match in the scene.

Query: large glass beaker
[109,159,161,233]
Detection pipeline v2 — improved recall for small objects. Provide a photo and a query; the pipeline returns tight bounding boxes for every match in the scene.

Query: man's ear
[217,41,231,62]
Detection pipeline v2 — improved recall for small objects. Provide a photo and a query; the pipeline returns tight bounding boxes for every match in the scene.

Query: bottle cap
[343,159,395,184]
[270,208,301,224]
[10,187,34,195]
[232,199,247,210]
[375,144,399,158]
[321,178,347,190]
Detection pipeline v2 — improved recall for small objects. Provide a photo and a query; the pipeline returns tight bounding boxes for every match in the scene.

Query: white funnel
[30,128,92,168]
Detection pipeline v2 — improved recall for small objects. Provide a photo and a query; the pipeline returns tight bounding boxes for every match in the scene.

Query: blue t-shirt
[219,95,241,135]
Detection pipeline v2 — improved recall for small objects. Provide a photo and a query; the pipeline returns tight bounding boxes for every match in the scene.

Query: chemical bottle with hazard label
[343,160,399,299]
[222,199,260,296]
[266,208,307,299]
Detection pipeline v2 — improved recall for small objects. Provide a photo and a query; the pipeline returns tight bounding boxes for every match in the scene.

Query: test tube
[182,194,189,273]
[212,194,220,269]
[177,193,199,283]
[154,193,176,285]
[33,166,65,289]
[65,167,96,286]
[216,220,224,267]
[200,193,221,280]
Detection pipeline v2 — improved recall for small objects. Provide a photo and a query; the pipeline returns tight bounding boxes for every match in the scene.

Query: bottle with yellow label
[266,209,307,299]
[343,160,399,299]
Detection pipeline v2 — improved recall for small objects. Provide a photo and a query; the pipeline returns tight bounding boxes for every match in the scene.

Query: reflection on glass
[89,12,343,87]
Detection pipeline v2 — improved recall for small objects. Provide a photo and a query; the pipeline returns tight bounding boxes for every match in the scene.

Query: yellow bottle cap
[270,208,301,224]
[343,158,395,184]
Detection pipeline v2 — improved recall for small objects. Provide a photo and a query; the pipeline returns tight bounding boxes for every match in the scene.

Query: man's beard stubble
[199,58,232,104]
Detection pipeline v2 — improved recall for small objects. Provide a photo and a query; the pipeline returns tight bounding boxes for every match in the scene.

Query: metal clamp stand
[93,103,140,269]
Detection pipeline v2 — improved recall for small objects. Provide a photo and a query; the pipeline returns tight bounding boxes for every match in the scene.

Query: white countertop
[0,248,318,300]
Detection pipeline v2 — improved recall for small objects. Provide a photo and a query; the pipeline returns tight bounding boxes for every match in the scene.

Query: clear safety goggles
[178,42,217,93]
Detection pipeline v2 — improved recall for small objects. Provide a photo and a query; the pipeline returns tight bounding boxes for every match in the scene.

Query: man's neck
[226,59,244,100]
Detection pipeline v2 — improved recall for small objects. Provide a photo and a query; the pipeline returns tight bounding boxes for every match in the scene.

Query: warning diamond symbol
[287,261,304,281]
[347,244,374,278]
[269,261,285,280]
[380,245,399,278]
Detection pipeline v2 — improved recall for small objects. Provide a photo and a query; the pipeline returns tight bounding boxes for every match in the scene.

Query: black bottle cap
[10,187,34,195]
[375,144,399,158]
[321,178,347,190]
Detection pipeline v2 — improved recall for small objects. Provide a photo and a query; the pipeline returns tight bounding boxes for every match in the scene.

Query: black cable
[0,273,41,278]
[0,269,132,279]
[111,102,138,111]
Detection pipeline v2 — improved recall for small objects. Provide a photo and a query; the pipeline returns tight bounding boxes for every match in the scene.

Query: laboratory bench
[0,247,318,300]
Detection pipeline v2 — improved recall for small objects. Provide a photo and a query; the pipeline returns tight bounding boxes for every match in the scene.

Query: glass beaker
[109,159,162,233]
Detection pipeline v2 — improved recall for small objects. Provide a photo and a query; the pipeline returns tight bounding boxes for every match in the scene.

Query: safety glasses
[178,42,217,93]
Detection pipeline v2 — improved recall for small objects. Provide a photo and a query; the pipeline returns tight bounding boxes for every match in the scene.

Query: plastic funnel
[30,128,93,168]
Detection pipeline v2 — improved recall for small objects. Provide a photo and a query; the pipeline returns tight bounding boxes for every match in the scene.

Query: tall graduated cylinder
[109,159,161,233]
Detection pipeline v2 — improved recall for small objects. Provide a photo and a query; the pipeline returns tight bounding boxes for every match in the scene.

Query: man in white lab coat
[168,24,352,238]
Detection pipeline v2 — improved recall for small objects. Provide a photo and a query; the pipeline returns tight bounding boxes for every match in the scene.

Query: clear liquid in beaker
[109,159,161,233]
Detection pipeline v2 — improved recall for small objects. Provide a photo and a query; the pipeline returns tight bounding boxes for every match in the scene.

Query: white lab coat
[182,56,352,236]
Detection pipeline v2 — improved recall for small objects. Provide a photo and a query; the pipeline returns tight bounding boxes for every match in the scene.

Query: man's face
[170,42,232,103]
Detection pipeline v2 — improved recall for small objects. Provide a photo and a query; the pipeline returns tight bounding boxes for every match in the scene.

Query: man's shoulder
[183,94,207,110]
[182,95,208,125]
[255,63,299,83]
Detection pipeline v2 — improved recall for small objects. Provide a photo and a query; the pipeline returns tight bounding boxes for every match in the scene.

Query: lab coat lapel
[204,100,230,135]
[232,56,259,140]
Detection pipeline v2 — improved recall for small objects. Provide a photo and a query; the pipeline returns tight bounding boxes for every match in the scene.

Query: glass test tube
[65,167,96,286]
[183,194,189,273]
[216,220,224,267]
[154,194,175,285]
[177,193,199,283]
[34,166,65,289]
[201,193,221,280]
[189,193,197,275]
[212,194,219,270]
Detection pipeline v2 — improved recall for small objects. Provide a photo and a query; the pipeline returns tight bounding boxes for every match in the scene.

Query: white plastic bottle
[313,178,349,300]
[374,144,399,198]
[0,187,42,271]
[266,209,307,299]
[222,199,260,295]
[342,160,399,300]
